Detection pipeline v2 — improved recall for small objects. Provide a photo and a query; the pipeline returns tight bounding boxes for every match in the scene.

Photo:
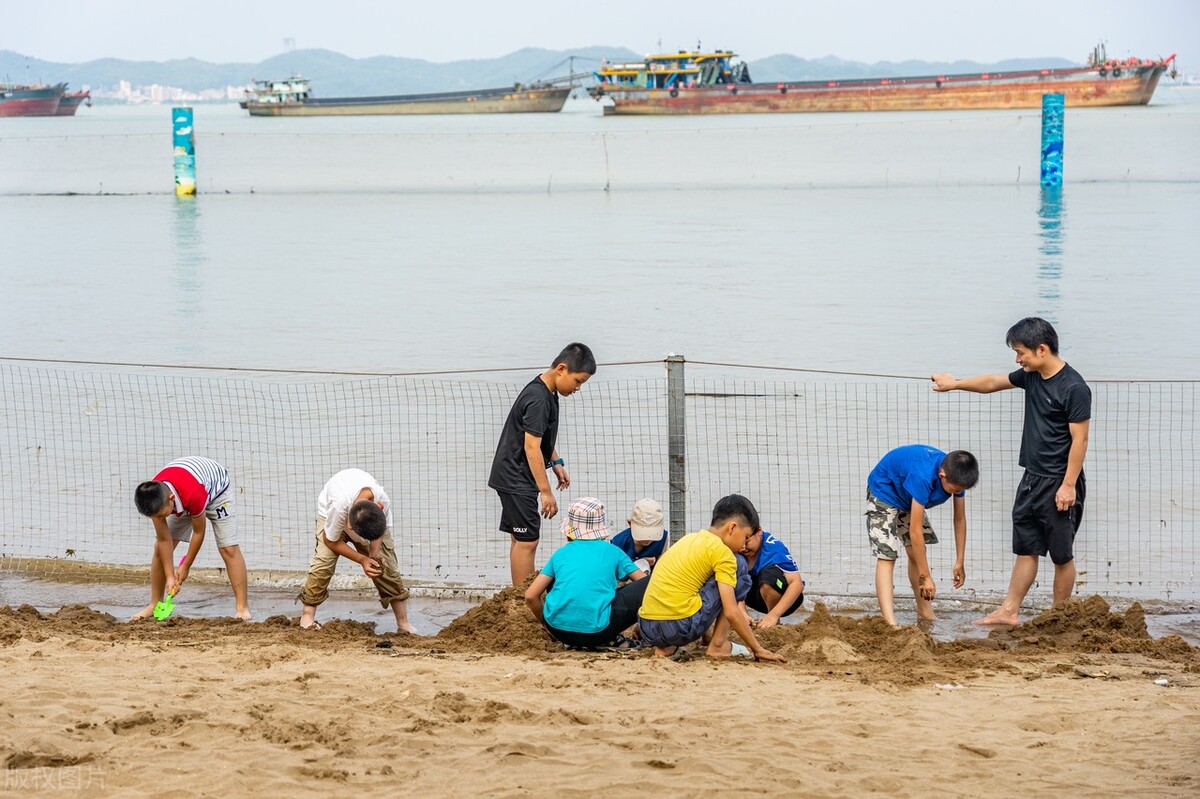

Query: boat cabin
[594,50,751,89]
[244,77,312,105]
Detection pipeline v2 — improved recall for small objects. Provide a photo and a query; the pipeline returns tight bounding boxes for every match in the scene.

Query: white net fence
[1,359,1195,601]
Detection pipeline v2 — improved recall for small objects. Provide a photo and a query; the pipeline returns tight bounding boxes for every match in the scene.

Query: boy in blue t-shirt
[866,445,979,626]
[740,529,805,629]
[524,497,649,650]
[608,498,670,570]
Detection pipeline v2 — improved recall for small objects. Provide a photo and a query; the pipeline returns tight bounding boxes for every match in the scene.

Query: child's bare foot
[299,613,319,630]
[397,621,418,635]
[130,604,156,620]
[972,608,1019,626]
[653,645,677,658]
[235,608,253,621]
[705,639,732,658]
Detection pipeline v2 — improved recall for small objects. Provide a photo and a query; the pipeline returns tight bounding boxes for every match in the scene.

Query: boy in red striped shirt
[133,456,252,620]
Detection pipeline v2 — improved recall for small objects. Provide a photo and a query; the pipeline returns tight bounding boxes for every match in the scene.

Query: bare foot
[299,615,319,630]
[705,636,735,658]
[130,604,156,620]
[653,645,677,658]
[235,609,253,621]
[916,616,935,632]
[972,608,1020,626]
[397,622,418,635]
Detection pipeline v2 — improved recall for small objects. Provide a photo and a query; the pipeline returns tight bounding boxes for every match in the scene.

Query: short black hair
[134,481,171,517]
[940,451,980,490]
[1006,317,1059,355]
[710,493,760,531]
[552,342,596,375]
[348,499,388,541]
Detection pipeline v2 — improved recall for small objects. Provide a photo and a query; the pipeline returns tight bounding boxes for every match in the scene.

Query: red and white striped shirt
[154,456,230,518]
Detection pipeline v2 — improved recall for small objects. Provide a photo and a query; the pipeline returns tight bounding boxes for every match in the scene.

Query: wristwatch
[548,458,565,468]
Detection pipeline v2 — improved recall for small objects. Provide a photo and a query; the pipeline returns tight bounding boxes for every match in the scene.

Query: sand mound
[754,602,938,683]
[990,596,1197,660]
[434,582,559,656]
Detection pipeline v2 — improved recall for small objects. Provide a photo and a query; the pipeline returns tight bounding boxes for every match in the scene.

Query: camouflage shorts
[865,490,937,561]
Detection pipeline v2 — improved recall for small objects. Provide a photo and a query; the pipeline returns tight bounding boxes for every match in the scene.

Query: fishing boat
[240,76,571,116]
[590,45,1176,115]
[0,83,62,117]
[55,88,92,116]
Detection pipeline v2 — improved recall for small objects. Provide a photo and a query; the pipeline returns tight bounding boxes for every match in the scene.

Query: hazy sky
[6,0,1197,66]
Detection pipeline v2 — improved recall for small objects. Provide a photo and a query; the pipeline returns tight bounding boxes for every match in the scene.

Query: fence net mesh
[1,361,1195,602]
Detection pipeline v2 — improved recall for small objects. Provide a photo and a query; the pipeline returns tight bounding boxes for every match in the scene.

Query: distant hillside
[0,47,1083,96]
[0,47,640,95]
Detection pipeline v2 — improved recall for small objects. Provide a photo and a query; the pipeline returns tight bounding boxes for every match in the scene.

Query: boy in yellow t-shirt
[638,494,786,663]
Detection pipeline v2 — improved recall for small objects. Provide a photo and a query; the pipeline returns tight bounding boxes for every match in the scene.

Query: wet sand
[1,593,1198,797]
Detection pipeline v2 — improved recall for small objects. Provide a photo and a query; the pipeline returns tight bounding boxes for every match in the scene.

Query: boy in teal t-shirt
[525,497,648,649]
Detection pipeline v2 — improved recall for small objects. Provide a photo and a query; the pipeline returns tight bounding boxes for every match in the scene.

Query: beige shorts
[167,489,238,549]
[298,517,409,608]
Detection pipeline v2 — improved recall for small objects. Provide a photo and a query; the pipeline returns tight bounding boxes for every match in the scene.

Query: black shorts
[744,565,805,617]
[1012,470,1085,565]
[497,491,541,542]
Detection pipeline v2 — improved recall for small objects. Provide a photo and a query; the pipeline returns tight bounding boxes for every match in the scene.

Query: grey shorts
[167,488,238,549]
[639,555,750,648]
[865,490,936,561]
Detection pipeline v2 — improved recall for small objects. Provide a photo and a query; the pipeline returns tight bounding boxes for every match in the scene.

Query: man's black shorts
[745,565,805,617]
[1012,470,1085,565]
[497,491,540,542]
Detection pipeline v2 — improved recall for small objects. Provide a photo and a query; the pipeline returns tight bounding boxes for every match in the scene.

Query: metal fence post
[666,354,686,542]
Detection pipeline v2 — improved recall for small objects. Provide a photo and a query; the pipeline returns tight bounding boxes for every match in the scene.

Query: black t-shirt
[488,376,559,496]
[1009,364,1091,478]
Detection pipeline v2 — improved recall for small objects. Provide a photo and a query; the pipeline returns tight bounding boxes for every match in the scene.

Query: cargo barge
[591,45,1176,115]
[241,76,571,116]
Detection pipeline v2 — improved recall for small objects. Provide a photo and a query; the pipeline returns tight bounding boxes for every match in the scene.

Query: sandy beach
[2,591,1197,798]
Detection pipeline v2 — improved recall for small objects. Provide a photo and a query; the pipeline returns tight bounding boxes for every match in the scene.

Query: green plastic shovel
[153,556,187,621]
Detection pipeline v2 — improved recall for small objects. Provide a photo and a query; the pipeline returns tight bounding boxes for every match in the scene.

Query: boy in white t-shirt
[298,468,416,633]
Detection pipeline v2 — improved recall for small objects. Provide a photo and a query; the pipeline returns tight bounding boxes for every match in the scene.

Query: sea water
[2,90,1198,377]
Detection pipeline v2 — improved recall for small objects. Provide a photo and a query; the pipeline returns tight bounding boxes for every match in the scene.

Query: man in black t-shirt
[932,317,1091,625]
[489,343,596,586]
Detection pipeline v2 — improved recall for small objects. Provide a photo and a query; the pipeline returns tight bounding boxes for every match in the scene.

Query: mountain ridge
[0,47,1080,96]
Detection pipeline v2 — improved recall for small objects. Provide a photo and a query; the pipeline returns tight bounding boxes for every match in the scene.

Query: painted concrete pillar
[1040,93,1064,187]
[173,107,196,196]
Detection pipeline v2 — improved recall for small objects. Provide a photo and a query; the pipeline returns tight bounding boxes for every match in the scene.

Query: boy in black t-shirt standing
[489,343,596,586]
[931,317,1091,625]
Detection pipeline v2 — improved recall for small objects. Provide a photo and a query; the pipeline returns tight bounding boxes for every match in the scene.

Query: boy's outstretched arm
[523,433,558,518]
[930,373,1015,393]
[907,501,935,600]
[719,583,785,663]
[952,495,967,588]
[524,573,553,628]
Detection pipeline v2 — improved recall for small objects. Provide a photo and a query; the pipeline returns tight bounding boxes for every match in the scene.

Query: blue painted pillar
[173,107,196,196]
[1040,93,1064,187]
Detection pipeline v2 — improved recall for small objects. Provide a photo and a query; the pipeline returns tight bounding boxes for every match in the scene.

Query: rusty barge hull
[245,86,571,116]
[599,63,1167,115]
